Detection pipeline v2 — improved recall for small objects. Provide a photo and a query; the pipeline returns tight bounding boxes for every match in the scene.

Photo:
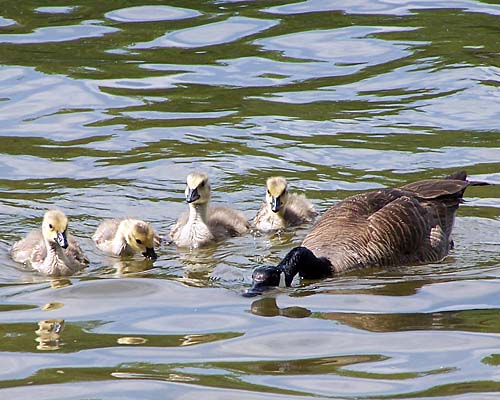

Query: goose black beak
[142,247,157,260]
[243,282,272,297]
[270,196,281,213]
[186,188,200,203]
[243,265,283,297]
[56,231,68,249]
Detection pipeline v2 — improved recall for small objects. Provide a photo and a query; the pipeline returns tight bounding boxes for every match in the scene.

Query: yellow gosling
[93,218,159,259]
[254,176,317,231]
[170,171,249,248]
[11,210,89,276]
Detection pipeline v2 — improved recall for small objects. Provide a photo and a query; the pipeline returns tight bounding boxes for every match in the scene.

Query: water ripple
[256,26,419,64]
[105,6,202,23]
[264,0,500,16]
[132,16,279,49]
[0,21,120,44]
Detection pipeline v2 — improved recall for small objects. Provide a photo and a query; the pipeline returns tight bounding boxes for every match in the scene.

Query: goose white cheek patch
[279,271,286,288]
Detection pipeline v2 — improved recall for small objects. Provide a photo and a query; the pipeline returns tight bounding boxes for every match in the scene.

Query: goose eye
[136,239,142,245]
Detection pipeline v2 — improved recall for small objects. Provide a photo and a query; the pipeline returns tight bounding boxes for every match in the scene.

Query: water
[0,1,499,398]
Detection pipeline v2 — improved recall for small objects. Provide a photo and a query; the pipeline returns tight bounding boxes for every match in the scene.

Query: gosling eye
[200,180,206,188]
[267,190,270,195]
[136,239,142,245]
[49,224,53,229]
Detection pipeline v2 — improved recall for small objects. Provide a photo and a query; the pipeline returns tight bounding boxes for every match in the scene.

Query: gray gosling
[11,210,89,276]
[170,171,249,248]
[254,176,317,231]
[92,218,159,259]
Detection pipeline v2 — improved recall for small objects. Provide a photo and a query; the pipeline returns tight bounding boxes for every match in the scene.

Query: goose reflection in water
[250,297,311,318]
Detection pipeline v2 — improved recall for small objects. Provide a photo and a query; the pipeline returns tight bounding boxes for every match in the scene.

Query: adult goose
[246,171,487,295]
[11,209,89,276]
[92,218,159,259]
[253,176,318,231]
[170,171,250,248]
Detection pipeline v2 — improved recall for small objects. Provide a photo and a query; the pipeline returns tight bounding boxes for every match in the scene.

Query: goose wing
[400,178,468,200]
[302,187,456,272]
[11,229,46,265]
[208,206,250,238]
[283,194,318,225]
[66,233,90,268]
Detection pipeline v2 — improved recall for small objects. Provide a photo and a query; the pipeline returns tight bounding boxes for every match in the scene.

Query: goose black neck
[277,246,332,286]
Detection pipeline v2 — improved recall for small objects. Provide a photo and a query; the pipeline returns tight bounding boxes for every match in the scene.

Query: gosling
[253,176,317,231]
[92,218,159,259]
[11,209,89,276]
[170,171,249,248]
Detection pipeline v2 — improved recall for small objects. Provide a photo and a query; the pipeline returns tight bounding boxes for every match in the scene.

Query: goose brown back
[302,171,478,273]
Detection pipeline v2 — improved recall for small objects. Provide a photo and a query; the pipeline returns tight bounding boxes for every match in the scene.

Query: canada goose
[254,176,318,231]
[170,171,250,248]
[245,171,488,295]
[11,210,89,276]
[92,218,159,259]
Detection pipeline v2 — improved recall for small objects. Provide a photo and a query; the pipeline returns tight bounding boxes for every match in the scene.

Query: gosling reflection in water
[35,319,64,351]
[250,297,311,318]
[108,258,156,276]
[50,278,72,289]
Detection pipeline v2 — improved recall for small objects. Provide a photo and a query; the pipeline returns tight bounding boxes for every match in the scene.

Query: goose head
[122,219,158,260]
[42,210,69,249]
[185,171,211,205]
[244,246,332,296]
[266,177,289,213]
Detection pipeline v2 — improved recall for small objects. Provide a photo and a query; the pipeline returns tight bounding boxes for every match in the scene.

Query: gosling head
[185,171,211,205]
[123,220,158,260]
[42,210,69,249]
[266,176,289,213]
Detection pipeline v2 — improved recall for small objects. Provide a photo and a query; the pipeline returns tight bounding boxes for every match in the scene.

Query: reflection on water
[132,16,280,49]
[35,319,64,351]
[0,0,499,398]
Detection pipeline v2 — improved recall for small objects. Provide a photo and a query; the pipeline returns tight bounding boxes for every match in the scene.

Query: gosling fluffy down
[11,210,89,276]
[92,218,159,259]
[254,176,317,231]
[170,171,249,248]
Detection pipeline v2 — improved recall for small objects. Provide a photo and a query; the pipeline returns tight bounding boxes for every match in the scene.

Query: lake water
[0,1,499,399]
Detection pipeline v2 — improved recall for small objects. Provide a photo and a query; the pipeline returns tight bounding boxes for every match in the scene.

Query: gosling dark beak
[56,231,68,249]
[186,188,200,203]
[270,196,281,213]
[142,247,157,260]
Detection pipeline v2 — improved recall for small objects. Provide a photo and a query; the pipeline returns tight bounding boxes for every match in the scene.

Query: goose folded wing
[366,194,448,266]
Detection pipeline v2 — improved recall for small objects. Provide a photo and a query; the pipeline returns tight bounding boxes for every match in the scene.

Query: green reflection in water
[381,380,500,399]
[316,308,500,333]
[249,297,500,334]
[0,320,242,353]
[0,354,459,397]
[481,354,500,366]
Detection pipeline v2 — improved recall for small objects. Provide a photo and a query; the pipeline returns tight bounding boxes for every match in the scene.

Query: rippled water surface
[0,1,499,399]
